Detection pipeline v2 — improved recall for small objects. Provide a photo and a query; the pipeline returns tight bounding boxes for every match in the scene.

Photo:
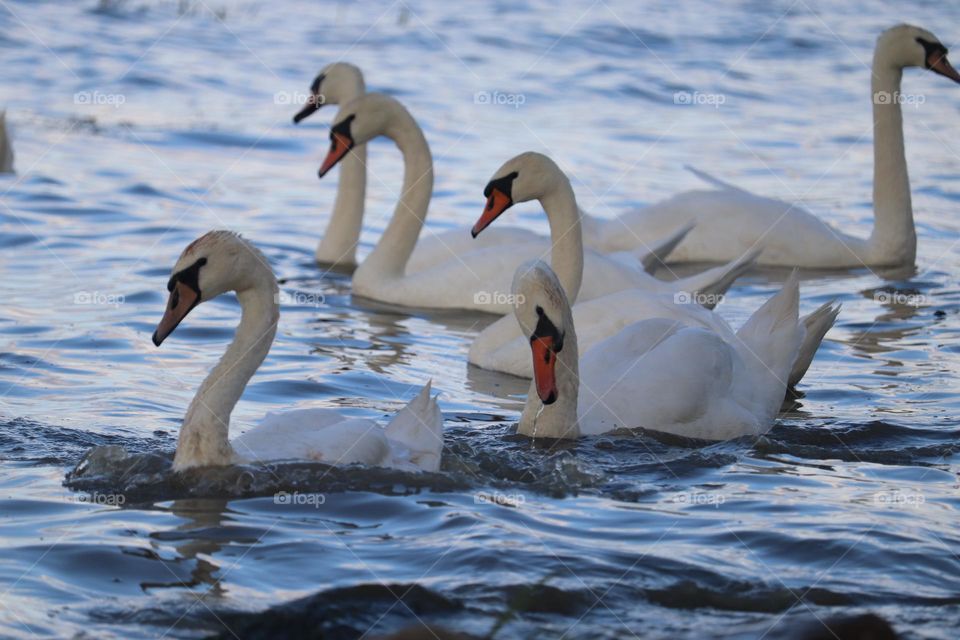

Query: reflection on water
[1,0,959,637]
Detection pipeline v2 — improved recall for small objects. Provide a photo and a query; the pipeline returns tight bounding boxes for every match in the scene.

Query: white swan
[316,93,756,313]
[469,153,840,388]
[512,260,803,440]
[586,24,960,267]
[0,111,13,174]
[292,62,697,276]
[152,230,443,472]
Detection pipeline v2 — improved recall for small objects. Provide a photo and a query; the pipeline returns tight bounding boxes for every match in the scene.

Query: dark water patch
[0,418,168,465]
[169,130,304,152]
[206,583,462,640]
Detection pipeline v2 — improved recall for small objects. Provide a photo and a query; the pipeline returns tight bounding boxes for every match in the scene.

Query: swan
[583,24,960,267]
[511,260,803,440]
[292,62,689,275]
[469,152,840,388]
[152,230,443,472]
[0,111,13,174]
[315,92,757,313]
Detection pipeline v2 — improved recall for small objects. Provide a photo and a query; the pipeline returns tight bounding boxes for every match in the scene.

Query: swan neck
[869,57,916,264]
[317,143,367,265]
[174,275,279,470]
[542,179,584,303]
[518,305,580,439]
[355,116,433,280]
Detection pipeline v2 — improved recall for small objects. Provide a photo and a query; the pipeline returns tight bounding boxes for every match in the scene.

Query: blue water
[2,0,960,638]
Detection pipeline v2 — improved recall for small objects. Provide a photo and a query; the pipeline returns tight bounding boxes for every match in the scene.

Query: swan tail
[384,380,443,472]
[0,111,13,174]
[788,300,841,388]
[675,247,761,309]
[735,270,803,406]
[635,222,696,275]
[684,165,744,193]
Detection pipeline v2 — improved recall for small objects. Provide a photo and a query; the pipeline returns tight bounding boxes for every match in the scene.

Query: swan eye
[170,287,180,308]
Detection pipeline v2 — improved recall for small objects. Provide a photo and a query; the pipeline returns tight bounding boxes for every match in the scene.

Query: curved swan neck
[317,142,367,265]
[541,178,584,303]
[869,52,916,265]
[518,306,580,439]
[173,273,279,470]
[354,112,433,280]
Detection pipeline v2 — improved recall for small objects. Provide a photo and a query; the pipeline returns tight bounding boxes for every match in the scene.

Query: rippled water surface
[2,1,960,638]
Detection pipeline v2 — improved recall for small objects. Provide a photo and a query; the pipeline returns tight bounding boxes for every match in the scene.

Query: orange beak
[530,336,558,404]
[472,188,513,237]
[153,281,200,346]
[318,132,353,178]
[929,51,960,83]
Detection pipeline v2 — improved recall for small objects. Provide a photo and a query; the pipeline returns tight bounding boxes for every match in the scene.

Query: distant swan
[512,261,804,440]
[586,24,960,267]
[152,230,443,472]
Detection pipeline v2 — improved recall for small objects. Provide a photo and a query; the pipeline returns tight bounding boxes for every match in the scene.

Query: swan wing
[383,381,443,472]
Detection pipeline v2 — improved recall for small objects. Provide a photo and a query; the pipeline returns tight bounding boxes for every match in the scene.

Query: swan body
[317,94,756,312]
[512,261,803,441]
[469,153,839,387]
[291,64,719,275]
[152,230,443,472]
[587,25,960,267]
[0,111,13,174]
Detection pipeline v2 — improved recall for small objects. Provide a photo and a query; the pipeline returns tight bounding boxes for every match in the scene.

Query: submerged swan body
[586,24,960,267]
[152,230,443,472]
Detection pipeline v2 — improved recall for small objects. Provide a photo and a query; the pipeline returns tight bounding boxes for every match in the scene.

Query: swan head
[153,231,272,346]
[317,93,411,178]
[876,25,960,82]
[512,260,571,405]
[292,62,365,124]
[472,151,566,237]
